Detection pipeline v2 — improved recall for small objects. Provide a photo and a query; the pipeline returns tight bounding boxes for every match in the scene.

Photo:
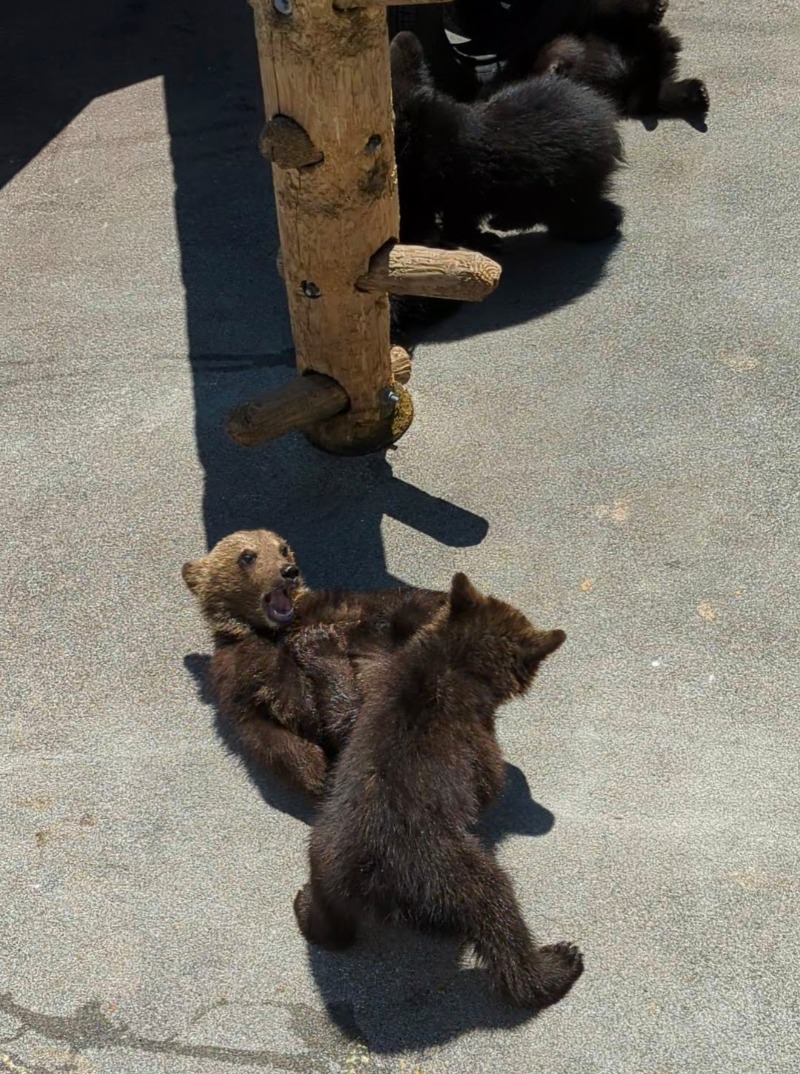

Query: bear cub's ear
[449,572,481,615]
[390,32,429,87]
[181,559,204,593]
[532,629,567,660]
[515,629,566,683]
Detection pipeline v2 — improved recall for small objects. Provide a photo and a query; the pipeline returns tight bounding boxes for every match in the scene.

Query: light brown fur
[183,530,446,797]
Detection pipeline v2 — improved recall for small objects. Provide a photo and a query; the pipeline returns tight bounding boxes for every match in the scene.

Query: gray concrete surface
[2,1,799,1072]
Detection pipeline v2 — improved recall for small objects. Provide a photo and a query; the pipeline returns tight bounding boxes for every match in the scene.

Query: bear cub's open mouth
[262,583,297,626]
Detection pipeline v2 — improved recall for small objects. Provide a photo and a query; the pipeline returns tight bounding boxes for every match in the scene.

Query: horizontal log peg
[259,116,324,169]
[357,243,501,302]
[227,374,346,448]
[278,242,497,308]
[227,348,413,448]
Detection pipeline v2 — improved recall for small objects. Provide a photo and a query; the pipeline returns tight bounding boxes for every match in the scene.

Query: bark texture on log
[251,0,406,452]
[228,347,413,447]
[358,242,502,302]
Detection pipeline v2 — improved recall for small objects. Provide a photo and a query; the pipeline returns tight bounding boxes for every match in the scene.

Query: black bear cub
[492,0,709,118]
[295,572,583,1009]
[183,529,444,798]
[391,30,624,249]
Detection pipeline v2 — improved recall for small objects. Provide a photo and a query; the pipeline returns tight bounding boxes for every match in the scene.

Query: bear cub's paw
[683,78,710,113]
[294,884,356,951]
[502,941,585,1009]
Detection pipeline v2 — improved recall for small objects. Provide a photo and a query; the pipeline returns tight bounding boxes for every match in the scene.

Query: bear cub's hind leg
[294,883,357,952]
[658,77,710,115]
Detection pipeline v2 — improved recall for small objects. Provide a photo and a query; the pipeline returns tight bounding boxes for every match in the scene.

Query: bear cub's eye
[279,544,289,557]
[238,551,257,568]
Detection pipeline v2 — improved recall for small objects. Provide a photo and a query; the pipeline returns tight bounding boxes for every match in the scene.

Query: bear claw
[649,0,669,25]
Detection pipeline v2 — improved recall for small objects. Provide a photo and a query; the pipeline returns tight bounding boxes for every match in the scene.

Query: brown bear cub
[182,530,445,798]
[295,573,583,1009]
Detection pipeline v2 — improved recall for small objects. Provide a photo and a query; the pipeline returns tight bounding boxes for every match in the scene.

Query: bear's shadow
[639,111,708,133]
[184,650,558,1046]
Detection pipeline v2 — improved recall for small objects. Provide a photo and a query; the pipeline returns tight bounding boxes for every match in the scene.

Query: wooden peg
[358,242,501,302]
[259,116,323,169]
[227,347,413,448]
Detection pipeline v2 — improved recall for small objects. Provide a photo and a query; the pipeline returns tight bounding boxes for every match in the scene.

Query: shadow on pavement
[9,0,567,1050]
[4,0,623,569]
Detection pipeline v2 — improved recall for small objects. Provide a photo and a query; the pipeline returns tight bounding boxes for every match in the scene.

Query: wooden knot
[259,116,323,170]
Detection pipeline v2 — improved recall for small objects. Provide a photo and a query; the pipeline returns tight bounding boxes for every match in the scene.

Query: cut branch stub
[389,344,411,385]
[228,374,347,447]
[358,241,502,302]
[259,116,323,169]
[227,347,413,448]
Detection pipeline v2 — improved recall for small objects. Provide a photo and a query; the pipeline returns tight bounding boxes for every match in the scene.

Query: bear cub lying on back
[392,30,624,249]
[295,572,583,1009]
[183,529,445,798]
[488,0,709,118]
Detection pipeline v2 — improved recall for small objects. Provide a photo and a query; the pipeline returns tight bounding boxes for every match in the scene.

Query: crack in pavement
[0,992,366,1073]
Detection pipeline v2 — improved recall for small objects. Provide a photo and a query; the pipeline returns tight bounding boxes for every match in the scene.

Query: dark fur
[488,0,709,117]
[392,31,624,249]
[477,0,672,81]
[183,530,445,798]
[295,573,583,1009]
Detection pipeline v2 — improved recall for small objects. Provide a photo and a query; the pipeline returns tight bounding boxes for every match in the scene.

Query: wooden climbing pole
[227,0,501,455]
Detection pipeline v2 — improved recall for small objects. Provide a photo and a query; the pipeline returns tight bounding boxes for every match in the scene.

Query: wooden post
[236,0,502,454]
[250,0,407,454]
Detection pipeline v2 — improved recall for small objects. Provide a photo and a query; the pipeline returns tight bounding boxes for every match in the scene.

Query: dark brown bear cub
[182,530,445,798]
[295,573,583,1009]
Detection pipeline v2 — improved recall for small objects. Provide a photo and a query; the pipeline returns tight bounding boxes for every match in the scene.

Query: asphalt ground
[1,1,798,1071]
